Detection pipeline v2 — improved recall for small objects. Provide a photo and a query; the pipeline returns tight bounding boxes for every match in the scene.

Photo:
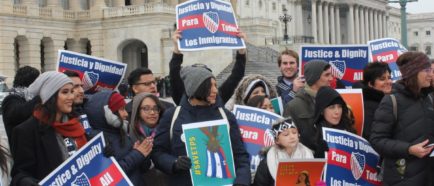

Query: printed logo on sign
[350,152,365,180]
[330,60,346,79]
[203,12,219,33]
[82,71,99,91]
[72,173,90,186]
[263,129,275,147]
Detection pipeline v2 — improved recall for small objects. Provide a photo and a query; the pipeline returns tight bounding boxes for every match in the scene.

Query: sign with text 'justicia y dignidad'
[176,0,245,51]
[300,45,369,88]
[57,50,127,94]
[39,133,133,186]
[368,38,407,81]
[322,128,381,186]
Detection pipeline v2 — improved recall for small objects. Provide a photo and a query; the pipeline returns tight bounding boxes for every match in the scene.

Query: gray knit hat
[180,65,214,97]
[27,71,73,104]
[304,60,330,86]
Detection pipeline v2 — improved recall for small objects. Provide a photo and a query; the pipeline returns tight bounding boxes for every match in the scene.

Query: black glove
[173,156,191,172]
[103,141,115,157]
[20,177,40,186]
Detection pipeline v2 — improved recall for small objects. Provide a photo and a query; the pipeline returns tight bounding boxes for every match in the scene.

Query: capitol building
[0,0,431,85]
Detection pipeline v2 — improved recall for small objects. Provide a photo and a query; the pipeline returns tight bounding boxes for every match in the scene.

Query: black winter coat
[252,157,273,186]
[169,52,246,105]
[10,117,66,185]
[361,87,385,140]
[152,96,251,186]
[370,83,434,186]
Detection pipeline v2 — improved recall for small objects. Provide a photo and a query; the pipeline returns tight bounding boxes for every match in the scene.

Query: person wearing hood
[359,62,392,140]
[169,29,247,106]
[253,119,313,186]
[283,60,333,152]
[370,52,434,185]
[246,95,275,113]
[152,65,251,186]
[128,92,167,186]
[225,74,277,111]
[2,66,40,146]
[10,71,87,185]
[84,91,152,185]
[313,86,356,158]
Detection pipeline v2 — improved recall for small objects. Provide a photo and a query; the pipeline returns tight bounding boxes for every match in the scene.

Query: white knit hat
[26,71,72,104]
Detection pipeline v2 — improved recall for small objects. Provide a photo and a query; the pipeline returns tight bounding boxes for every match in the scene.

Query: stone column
[44,39,66,71]
[374,10,379,39]
[312,0,318,43]
[335,5,341,44]
[131,0,144,5]
[0,31,16,85]
[21,0,36,5]
[365,8,369,41]
[360,7,365,43]
[369,9,374,40]
[22,37,42,69]
[69,0,82,11]
[348,4,355,43]
[324,2,329,44]
[297,1,303,36]
[378,12,383,38]
[354,5,360,43]
[46,0,59,7]
[93,0,107,8]
[383,13,387,38]
[113,0,125,7]
[318,1,324,44]
[330,4,336,44]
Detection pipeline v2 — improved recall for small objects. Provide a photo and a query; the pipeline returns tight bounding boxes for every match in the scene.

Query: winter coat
[276,76,297,105]
[169,51,246,105]
[151,95,251,186]
[370,83,434,186]
[253,144,313,186]
[225,74,277,111]
[283,88,316,151]
[361,87,385,140]
[2,93,40,147]
[84,91,151,186]
[10,117,67,185]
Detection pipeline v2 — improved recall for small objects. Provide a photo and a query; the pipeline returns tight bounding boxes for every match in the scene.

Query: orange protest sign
[336,89,364,136]
[276,159,326,186]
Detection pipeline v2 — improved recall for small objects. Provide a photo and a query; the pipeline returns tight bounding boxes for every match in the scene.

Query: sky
[389,0,434,14]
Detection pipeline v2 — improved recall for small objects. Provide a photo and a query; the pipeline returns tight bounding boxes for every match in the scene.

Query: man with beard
[276,49,306,105]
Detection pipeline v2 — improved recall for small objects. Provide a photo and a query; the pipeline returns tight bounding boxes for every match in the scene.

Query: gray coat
[283,88,317,151]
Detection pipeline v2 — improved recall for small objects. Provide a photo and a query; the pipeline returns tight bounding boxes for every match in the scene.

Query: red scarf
[33,109,87,149]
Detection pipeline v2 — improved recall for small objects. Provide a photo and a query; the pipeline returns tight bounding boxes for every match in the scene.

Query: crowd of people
[0,30,433,186]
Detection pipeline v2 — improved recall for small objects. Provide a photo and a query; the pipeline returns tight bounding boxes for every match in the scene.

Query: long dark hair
[133,94,165,139]
[0,144,9,175]
[295,172,311,186]
[35,91,76,125]
[318,103,356,134]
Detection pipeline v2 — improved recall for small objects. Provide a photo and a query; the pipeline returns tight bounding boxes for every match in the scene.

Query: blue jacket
[84,91,151,185]
[152,95,251,186]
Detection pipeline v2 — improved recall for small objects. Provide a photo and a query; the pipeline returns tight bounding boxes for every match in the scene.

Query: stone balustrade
[7,3,174,20]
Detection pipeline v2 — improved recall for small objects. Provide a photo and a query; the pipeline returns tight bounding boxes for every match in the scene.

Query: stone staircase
[216,43,281,86]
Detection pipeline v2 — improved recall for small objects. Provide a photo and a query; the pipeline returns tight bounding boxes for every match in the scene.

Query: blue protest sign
[57,50,127,94]
[368,38,407,81]
[322,128,381,186]
[39,133,133,186]
[176,0,245,51]
[233,105,283,173]
[300,45,369,88]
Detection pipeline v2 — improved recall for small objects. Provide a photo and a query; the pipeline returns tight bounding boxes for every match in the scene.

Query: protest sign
[300,45,369,87]
[182,119,236,186]
[368,38,407,81]
[39,133,133,186]
[276,159,326,186]
[57,50,127,94]
[233,105,283,173]
[270,97,283,116]
[336,89,364,136]
[322,128,381,186]
[176,0,245,51]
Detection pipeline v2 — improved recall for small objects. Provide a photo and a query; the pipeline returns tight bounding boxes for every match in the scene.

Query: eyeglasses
[135,80,156,86]
[422,67,433,73]
[140,106,160,114]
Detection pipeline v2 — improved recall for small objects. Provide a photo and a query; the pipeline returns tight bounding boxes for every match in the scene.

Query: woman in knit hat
[370,51,434,185]
[128,92,167,186]
[246,95,275,113]
[225,74,277,111]
[10,71,87,185]
[253,119,313,186]
[152,65,251,186]
[312,86,356,158]
[84,91,152,185]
